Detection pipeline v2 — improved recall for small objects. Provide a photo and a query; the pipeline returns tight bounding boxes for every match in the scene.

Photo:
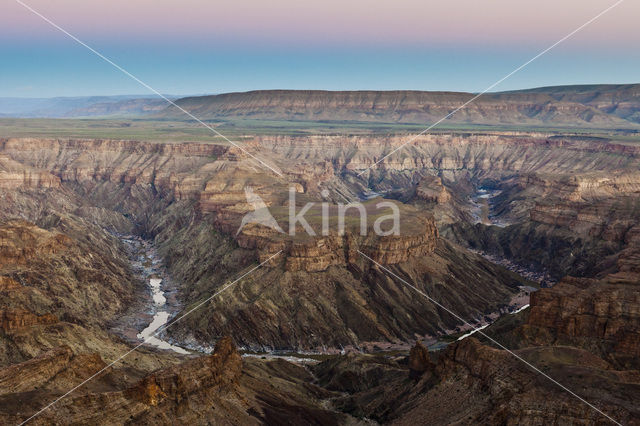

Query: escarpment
[523,275,640,369]
[1,134,637,350]
[0,219,138,329]
[246,219,439,272]
[163,89,639,127]
[525,172,640,238]
[126,336,242,407]
[257,133,640,178]
[4,336,351,425]
[411,337,640,425]
[311,335,640,424]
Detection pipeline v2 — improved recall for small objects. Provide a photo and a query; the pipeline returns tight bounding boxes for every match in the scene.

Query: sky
[1,0,639,97]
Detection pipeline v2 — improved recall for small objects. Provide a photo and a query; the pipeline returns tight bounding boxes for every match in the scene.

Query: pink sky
[4,0,638,47]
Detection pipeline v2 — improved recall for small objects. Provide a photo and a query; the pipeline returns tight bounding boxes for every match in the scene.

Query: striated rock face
[0,219,138,329]
[4,335,351,425]
[523,172,640,237]
[312,336,640,425]
[358,227,438,266]
[524,276,640,369]
[256,133,640,177]
[408,341,434,379]
[0,137,232,199]
[0,220,72,265]
[161,89,637,127]
[0,154,60,189]
[411,338,640,425]
[251,220,439,272]
[0,309,57,332]
[415,175,451,204]
[127,336,242,406]
[0,346,74,395]
[519,83,640,124]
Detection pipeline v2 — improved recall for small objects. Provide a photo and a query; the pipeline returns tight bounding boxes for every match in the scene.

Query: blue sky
[2,42,638,98]
[1,0,638,97]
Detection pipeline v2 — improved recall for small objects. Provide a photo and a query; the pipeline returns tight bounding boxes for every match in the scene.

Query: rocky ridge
[162,89,640,127]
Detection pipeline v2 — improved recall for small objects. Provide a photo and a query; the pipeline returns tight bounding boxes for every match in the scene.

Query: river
[120,235,189,354]
[470,187,511,227]
[112,232,546,358]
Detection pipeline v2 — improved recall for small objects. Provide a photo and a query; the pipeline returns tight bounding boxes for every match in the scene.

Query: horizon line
[3,81,639,100]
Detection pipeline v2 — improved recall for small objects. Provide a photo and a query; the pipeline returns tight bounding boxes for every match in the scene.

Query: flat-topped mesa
[243,218,439,272]
[225,190,441,271]
[415,175,451,204]
[164,89,640,127]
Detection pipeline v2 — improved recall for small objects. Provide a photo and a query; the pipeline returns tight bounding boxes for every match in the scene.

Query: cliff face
[272,133,639,173]
[162,90,638,128]
[246,219,439,272]
[0,220,72,264]
[523,276,640,369]
[0,137,230,197]
[126,336,242,407]
[309,336,640,425]
[3,337,352,425]
[1,134,636,350]
[0,309,57,332]
[523,172,640,234]
[0,129,639,423]
[415,175,451,204]
[411,338,640,425]
[0,219,137,330]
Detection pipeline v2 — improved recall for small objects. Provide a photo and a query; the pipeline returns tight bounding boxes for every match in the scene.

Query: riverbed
[470,188,511,227]
[111,234,545,359]
[117,235,189,354]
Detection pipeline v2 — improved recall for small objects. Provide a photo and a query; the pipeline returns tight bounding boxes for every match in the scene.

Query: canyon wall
[1,134,638,350]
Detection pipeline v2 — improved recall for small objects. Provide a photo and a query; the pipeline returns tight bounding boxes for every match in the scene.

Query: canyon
[0,109,639,424]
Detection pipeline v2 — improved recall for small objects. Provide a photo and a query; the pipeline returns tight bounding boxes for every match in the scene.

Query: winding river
[121,236,189,354]
[114,231,545,357]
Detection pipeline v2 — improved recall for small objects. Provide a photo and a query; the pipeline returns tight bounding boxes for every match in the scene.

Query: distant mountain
[510,84,640,124]
[0,95,174,118]
[5,85,640,128]
[64,98,170,117]
[158,86,640,128]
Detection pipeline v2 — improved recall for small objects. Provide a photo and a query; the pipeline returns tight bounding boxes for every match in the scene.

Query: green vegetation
[2,117,640,144]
